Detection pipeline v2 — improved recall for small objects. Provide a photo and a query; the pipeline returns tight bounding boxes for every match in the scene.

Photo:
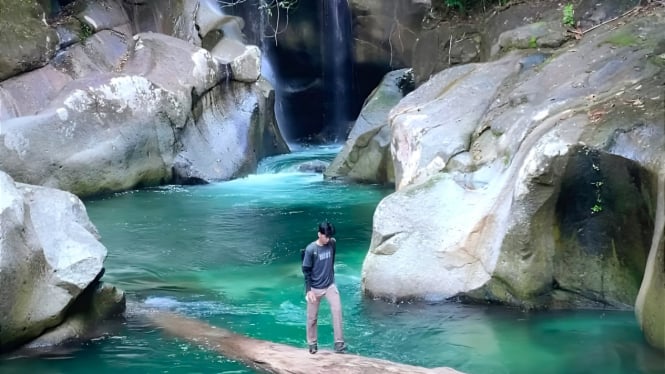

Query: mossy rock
[0,0,58,81]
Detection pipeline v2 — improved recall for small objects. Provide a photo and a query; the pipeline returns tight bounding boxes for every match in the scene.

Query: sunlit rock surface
[362,10,664,312]
[0,171,114,351]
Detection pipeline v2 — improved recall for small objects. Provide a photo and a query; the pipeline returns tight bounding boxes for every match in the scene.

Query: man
[301,221,346,354]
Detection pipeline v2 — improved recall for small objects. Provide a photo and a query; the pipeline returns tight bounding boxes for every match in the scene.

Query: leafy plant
[79,21,93,41]
[590,180,603,214]
[529,36,538,49]
[446,0,466,12]
[562,3,575,28]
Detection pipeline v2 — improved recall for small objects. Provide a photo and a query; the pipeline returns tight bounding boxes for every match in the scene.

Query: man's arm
[302,265,313,292]
[302,247,314,292]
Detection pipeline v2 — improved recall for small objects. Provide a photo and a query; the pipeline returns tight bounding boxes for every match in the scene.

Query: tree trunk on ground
[148,312,464,374]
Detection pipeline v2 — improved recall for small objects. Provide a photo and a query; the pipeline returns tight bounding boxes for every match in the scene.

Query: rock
[121,0,201,44]
[297,160,329,173]
[173,78,289,183]
[149,311,463,374]
[325,68,413,184]
[0,0,58,81]
[491,21,570,58]
[390,56,520,191]
[0,74,186,197]
[210,38,262,82]
[362,10,665,310]
[0,171,107,351]
[22,283,125,349]
[75,0,132,38]
[635,172,665,353]
[412,23,481,85]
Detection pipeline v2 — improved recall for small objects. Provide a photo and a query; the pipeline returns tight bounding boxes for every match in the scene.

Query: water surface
[3,146,663,374]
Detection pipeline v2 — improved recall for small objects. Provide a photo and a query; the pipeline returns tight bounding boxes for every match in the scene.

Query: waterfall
[222,0,355,144]
[321,0,354,142]
[258,6,289,144]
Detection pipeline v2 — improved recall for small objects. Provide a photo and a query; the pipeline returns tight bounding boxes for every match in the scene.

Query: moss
[647,54,665,68]
[603,31,639,47]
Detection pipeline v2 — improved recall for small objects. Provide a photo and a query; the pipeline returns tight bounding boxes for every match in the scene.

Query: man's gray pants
[306,283,344,345]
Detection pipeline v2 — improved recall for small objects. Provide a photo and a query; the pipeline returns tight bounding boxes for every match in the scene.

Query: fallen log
[147,311,464,374]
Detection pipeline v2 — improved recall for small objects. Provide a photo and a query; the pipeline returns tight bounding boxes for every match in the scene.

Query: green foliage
[562,3,575,28]
[252,0,299,39]
[529,36,538,49]
[590,173,603,214]
[604,31,638,47]
[434,0,507,14]
[445,0,465,12]
[79,21,93,40]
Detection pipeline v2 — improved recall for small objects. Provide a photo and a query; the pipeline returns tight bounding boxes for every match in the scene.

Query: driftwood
[148,311,464,374]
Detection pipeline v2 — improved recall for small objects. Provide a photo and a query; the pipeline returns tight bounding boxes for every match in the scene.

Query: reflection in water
[2,147,663,374]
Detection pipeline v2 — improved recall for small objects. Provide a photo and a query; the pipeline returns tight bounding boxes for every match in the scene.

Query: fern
[562,3,575,28]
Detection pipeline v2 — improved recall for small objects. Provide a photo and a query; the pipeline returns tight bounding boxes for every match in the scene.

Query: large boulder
[635,172,665,353]
[362,11,665,310]
[0,29,131,117]
[173,78,289,183]
[75,0,133,38]
[0,73,187,197]
[324,68,413,184]
[0,28,287,197]
[0,171,114,351]
[0,0,58,81]
[121,0,200,43]
[22,283,126,349]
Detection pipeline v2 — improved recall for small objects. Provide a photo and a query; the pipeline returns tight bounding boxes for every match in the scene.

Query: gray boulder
[173,78,289,183]
[0,0,58,81]
[0,171,112,351]
[635,172,665,353]
[325,68,413,184]
[0,73,187,197]
[362,12,665,311]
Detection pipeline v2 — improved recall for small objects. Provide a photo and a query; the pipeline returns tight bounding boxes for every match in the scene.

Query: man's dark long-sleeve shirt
[302,238,336,291]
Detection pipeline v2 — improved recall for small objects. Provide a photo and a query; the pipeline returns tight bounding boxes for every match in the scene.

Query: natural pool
[3,146,663,374]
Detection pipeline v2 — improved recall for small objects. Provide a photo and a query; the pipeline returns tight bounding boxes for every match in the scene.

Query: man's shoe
[334,341,347,353]
[308,343,318,354]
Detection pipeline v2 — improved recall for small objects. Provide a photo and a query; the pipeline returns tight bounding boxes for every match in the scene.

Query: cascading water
[258,8,289,145]
[225,0,356,144]
[321,0,355,142]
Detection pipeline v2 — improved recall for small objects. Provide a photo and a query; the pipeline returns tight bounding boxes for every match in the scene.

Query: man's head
[318,221,335,242]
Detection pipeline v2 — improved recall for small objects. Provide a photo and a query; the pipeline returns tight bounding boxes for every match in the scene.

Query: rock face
[0,0,58,81]
[0,0,287,353]
[0,0,288,198]
[635,172,665,352]
[361,9,665,312]
[325,68,414,184]
[0,171,122,351]
[174,78,288,183]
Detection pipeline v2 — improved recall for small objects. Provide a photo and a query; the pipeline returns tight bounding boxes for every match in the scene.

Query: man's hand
[306,290,316,303]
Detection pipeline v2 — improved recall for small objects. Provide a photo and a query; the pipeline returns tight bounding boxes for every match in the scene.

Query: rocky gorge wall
[326,0,664,353]
[0,0,289,352]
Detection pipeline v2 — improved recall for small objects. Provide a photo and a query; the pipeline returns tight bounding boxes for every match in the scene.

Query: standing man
[302,221,346,354]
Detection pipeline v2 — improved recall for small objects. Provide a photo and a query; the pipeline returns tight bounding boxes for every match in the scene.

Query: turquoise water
[2,146,664,373]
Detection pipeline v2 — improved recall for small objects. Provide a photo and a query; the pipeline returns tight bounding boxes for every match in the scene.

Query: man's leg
[306,288,324,353]
[324,284,345,351]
